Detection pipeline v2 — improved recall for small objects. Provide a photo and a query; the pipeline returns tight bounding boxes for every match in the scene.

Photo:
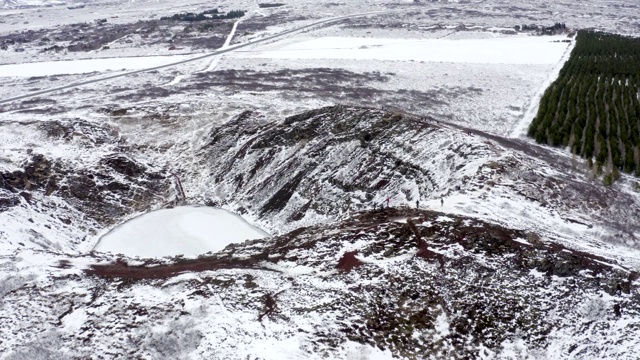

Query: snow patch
[434,309,450,340]
[344,341,396,360]
[62,308,87,333]
[528,269,545,278]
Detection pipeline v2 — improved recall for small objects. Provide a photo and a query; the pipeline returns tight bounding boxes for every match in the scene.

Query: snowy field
[0,2,576,137]
[0,55,192,77]
[216,33,572,135]
[94,206,269,258]
[240,35,570,65]
[0,33,569,137]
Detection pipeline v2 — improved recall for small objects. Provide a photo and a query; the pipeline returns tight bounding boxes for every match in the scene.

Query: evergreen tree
[528,30,640,177]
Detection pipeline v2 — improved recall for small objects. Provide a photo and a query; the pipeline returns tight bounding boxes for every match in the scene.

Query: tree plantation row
[528,31,640,183]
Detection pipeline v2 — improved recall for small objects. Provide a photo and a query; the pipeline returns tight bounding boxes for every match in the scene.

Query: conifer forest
[528,31,640,182]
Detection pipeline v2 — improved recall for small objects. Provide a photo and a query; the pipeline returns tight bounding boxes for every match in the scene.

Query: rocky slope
[1,208,639,359]
[189,106,492,233]
[0,117,176,255]
[186,106,640,264]
[1,105,640,359]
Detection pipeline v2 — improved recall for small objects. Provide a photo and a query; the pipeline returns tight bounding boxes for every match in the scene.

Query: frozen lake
[0,54,191,77]
[241,35,570,65]
[93,206,269,258]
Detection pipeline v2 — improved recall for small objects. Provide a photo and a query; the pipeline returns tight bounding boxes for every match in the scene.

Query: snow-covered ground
[222,32,570,135]
[239,35,569,65]
[94,206,269,258]
[509,38,576,138]
[1,0,640,358]
[0,55,192,77]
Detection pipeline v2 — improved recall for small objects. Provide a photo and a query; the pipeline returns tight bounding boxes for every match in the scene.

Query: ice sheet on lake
[93,205,269,258]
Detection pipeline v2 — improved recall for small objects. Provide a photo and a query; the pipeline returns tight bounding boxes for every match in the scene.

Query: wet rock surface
[0,191,20,210]
[99,154,147,178]
[0,154,53,192]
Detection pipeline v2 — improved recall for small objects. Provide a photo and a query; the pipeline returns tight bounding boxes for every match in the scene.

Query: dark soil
[84,257,275,279]
[337,251,364,272]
